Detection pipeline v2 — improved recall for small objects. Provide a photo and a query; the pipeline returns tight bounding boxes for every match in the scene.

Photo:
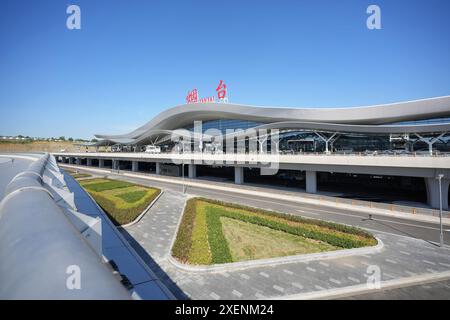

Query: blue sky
[1,0,449,139]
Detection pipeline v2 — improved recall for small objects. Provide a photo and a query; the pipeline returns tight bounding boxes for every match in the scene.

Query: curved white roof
[95,96,450,144]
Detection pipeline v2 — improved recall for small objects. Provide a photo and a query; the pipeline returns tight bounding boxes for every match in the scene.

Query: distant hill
[0,140,83,153]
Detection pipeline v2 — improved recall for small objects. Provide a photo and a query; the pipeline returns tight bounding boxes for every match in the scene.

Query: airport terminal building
[93,96,450,154]
[56,96,450,210]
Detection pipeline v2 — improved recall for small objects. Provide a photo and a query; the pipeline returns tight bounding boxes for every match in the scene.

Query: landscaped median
[78,178,161,225]
[172,198,378,266]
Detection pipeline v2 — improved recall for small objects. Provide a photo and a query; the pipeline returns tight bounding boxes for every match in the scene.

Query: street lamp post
[437,174,444,247]
[182,161,186,194]
[181,142,186,194]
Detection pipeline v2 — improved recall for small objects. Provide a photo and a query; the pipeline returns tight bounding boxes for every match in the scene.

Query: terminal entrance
[286,139,316,153]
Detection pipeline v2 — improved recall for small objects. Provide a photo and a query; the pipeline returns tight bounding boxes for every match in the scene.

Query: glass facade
[161,118,450,154]
[185,119,263,134]
[278,131,450,153]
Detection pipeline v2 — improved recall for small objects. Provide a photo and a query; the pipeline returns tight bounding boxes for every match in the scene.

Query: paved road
[343,279,450,300]
[67,166,450,246]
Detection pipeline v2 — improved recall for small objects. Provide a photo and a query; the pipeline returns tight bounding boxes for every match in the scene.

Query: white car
[144,145,161,153]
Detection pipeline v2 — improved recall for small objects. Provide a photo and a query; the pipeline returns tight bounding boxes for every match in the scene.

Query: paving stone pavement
[121,190,450,300]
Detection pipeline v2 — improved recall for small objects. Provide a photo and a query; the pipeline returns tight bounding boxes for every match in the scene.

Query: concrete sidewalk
[120,188,450,300]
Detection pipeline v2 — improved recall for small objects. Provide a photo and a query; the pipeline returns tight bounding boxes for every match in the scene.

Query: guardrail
[302,192,450,217]
[0,153,130,299]
[57,150,450,158]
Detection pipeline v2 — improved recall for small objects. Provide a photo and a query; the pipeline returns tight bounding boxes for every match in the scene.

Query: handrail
[0,153,130,299]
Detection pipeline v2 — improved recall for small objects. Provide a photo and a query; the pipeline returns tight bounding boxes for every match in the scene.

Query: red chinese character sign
[185,81,229,104]
[216,80,228,102]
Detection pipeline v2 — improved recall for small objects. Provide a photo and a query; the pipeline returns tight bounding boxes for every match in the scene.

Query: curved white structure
[95,96,450,148]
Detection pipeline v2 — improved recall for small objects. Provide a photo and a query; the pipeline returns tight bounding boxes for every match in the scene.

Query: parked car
[144,145,161,153]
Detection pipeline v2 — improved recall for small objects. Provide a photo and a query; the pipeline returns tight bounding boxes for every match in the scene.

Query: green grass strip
[116,190,148,203]
[205,207,233,263]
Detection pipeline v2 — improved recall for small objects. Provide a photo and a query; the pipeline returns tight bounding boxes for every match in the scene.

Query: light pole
[181,142,186,194]
[437,174,444,247]
[182,161,186,194]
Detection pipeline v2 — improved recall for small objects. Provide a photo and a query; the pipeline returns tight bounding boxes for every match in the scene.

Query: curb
[167,237,384,273]
[165,195,190,261]
[272,270,450,300]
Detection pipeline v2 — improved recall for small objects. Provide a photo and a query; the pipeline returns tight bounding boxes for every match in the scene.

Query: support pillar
[112,160,119,170]
[155,162,161,175]
[425,177,449,210]
[86,158,92,166]
[99,159,104,168]
[68,157,74,165]
[306,171,317,194]
[76,158,82,166]
[234,167,244,185]
[314,132,338,154]
[132,161,139,172]
[414,132,447,156]
[188,164,196,178]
